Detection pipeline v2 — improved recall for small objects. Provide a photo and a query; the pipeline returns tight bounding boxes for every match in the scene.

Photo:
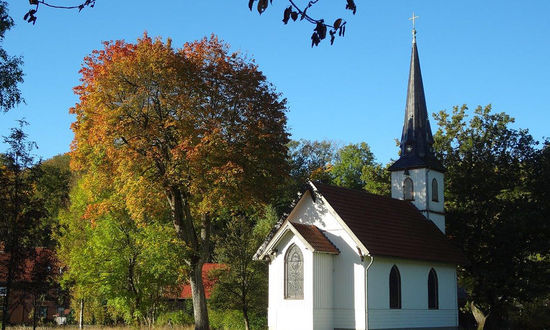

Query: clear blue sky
[1,0,549,165]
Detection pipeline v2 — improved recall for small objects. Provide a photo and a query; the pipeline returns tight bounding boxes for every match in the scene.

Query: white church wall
[288,193,367,330]
[367,256,458,329]
[289,190,342,231]
[312,253,334,330]
[391,169,446,233]
[268,232,314,330]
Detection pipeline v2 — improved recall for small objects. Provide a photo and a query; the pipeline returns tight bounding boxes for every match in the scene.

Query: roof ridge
[312,181,408,204]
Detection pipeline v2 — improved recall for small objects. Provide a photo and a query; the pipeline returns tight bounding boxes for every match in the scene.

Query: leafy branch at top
[250,0,356,46]
[23,0,356,47]
[24,0,94,25]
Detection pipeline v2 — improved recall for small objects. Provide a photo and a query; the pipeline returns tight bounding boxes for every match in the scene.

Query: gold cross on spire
[409,12,419,42]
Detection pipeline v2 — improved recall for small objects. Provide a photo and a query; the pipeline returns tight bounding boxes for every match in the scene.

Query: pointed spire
[389,26,444,172]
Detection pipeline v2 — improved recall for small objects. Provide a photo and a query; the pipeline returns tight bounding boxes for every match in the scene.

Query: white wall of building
[367,256,458,329]
[391,169,446,233]
[268,232,314,330]
[313,253,334,330]
[289,192,367,330]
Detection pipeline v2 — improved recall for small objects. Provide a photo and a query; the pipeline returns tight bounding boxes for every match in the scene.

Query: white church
[255,27,465,330]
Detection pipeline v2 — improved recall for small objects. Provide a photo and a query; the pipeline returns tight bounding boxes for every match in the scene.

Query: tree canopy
[57,179,184,326]
[0,1,23,112]
[70,33,289,329]
[434,105,550,328]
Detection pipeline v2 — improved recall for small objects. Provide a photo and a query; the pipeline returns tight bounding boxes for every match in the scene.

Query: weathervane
[409,12,419,42]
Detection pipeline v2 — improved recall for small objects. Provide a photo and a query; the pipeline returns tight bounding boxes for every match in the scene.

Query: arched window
[389,265,401,309]
[403,177,414,201]
[432,178,439,202]
[428,268,439,309]
[285,244,303,299]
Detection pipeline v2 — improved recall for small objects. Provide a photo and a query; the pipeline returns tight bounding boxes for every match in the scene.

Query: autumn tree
[70,34,289,329]
[433,105,550,329]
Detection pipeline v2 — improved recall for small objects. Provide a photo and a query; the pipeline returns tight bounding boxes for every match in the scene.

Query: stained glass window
[428,268,439,309]
[285,244,303,299]
[389,265,402,309]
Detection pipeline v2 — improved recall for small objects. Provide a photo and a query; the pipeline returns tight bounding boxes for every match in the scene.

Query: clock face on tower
[406,145,413,153]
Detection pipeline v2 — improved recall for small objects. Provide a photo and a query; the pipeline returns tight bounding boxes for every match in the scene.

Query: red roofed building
[0,247,68,325]
[164,263,226,314]
[177,263,226,299]
[255,27,464,330]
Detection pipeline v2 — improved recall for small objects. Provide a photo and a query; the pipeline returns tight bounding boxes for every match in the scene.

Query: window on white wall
[389,265,402,309]
[403,177,414,201]
[432,178,439,202]
[285,244,303,299]
[428,268,439,309]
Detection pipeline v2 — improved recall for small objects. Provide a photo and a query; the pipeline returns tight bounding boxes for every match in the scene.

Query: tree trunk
[1,244,15,330]
[33,295,37,330]
[471,302,488,330]
[79,299,84,329]
[167,186,211,329]
[242,280,250,330]
[190,260,209,330]
[243,306,250,330]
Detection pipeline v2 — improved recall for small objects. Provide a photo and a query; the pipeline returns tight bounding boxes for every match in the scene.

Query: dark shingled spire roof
[389,31,444,172]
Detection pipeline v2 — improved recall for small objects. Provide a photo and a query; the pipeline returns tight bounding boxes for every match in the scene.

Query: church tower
[388,26,446,233]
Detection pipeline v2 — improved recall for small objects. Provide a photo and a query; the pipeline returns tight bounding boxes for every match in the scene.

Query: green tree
[57,178,184,326]
[209,206,278,330]
[433,105,550,329]
[70,34,289,329]
[285,140,390,201]
[0,121,47,330]
[0,1,23,113]
[360,162,391,196]
[330,142,374,189]
[34,154,72,247]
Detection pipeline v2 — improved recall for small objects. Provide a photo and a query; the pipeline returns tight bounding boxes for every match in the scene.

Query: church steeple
[389,26,444,172]
[389,21,446,233]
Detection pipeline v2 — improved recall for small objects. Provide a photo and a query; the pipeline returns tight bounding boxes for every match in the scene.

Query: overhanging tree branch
[24,0,356,46]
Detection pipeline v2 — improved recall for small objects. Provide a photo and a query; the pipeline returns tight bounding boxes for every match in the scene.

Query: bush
[209,309,267,330]
[156,310,194,326]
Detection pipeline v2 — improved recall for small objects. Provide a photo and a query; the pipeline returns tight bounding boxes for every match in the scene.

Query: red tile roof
[291,223,339,254]
[177,263,226,299]
[313,182,465,264]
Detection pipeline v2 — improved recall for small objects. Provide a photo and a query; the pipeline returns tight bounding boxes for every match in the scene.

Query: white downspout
[363,253,374,330]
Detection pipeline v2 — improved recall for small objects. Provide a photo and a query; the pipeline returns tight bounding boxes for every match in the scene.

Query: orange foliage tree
[70,34,289,329]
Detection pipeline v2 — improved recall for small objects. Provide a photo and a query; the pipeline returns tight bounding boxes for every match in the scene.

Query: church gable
[256,219,339,261]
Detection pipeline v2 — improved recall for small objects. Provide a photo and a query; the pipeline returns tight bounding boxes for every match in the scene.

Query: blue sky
[1,1,549,165]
